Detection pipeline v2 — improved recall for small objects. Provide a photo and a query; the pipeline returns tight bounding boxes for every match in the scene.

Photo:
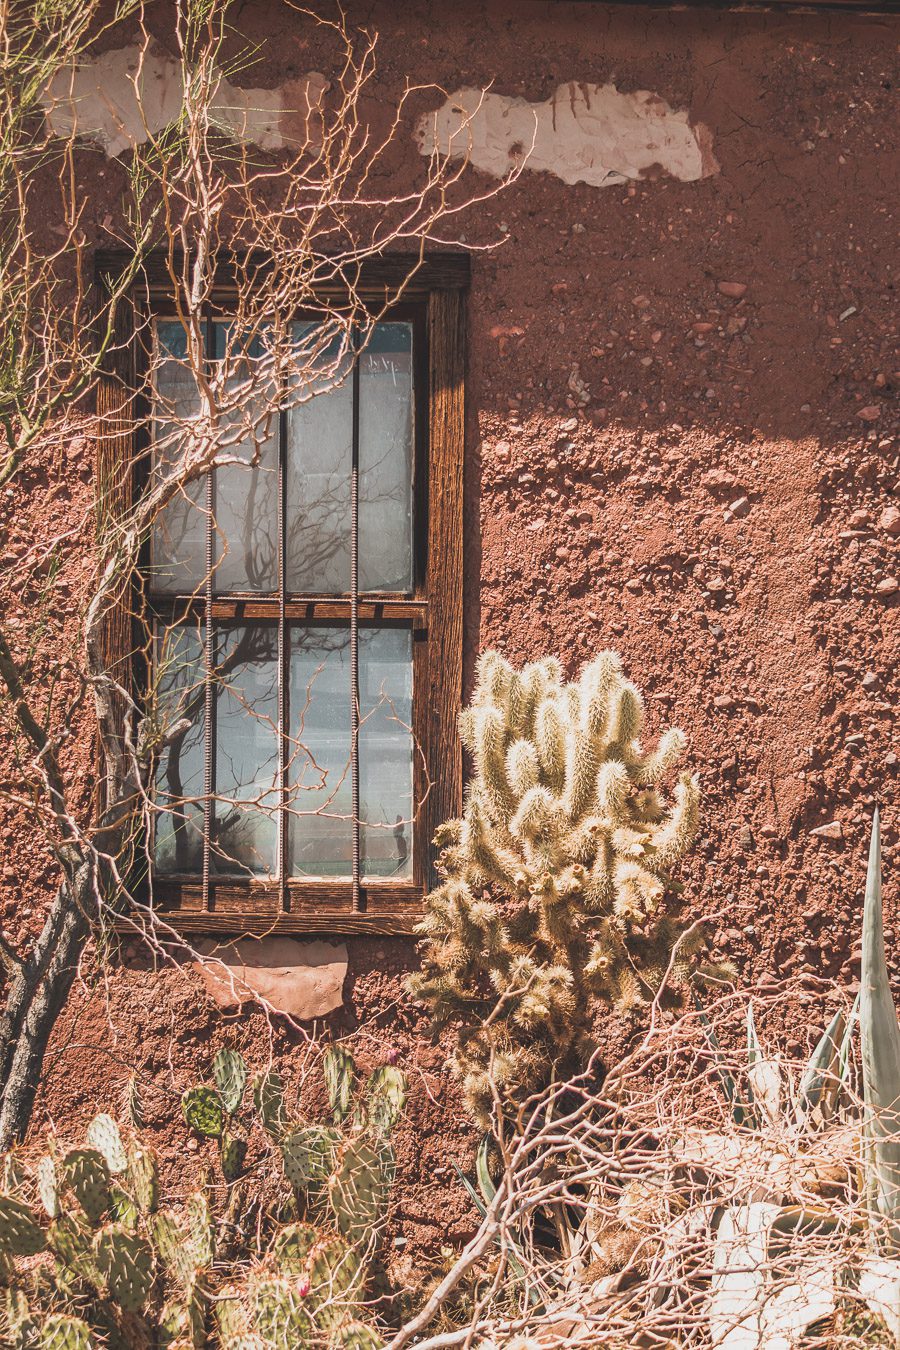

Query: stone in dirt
[809,821,843,841]
[190,937,348,1019]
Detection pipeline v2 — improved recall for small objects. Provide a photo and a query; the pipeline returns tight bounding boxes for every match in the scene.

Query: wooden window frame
[95,251,467,936]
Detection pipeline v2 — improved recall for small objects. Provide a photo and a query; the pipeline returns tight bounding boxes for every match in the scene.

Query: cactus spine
[410,650,729,1123]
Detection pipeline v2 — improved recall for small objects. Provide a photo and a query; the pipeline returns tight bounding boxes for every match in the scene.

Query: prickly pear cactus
[86,1116,128,1175]
[91,1225,153,1313]
[409,650,733,1123]
[60,1149,111,1225]
[281,1126,339,1193]
[213,1048,248,1115]
[0,1195,47,1256]
[324,1046,355,1124]
[181,1087,224,1139]
[253,1071,286,1141]
[126,1144,159,1216]
[38,1314,94,1350]
[327,1138,392,1245]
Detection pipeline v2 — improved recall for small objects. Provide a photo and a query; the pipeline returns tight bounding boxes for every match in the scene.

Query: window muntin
[148,315,418,892]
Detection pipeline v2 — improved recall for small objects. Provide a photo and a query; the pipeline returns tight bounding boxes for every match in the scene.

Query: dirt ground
[0,0,896,1273]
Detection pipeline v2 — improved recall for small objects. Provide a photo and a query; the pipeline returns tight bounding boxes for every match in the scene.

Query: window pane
[288,628,352,876]
[150,322,207,594]
[287,626,413,879]
[213,625,279,876]
[359,627,413,878]
[154,622,205,874]
[211,322,279,593]
[360,324,414,592]
[285,326,353,593]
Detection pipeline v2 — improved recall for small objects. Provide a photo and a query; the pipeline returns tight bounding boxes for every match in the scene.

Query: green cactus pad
[60,1148,111,1225]
[86,1115,128,1175]
[327,1138,392,1244]
[213,1048,248,1115]
[214,1284,253,1344]
[366,1066,408,1138]
[185,1191,215,1268]
[36,1154,58,1219]
[271,1221,318,1274]
[126,1144,159,1216]
[335,1320,384,1349]
[307,1235,361,1318]
[0,1195,46,1256]
[38,1314,95,1350]
[280,1126,339,1193]
[3,1287,34,1348]
[252,1070,286,1140]
[323,1046,355,1123]
[220,1129,248,1182]
[248,1274,313,1350]
[181,1086,224,1138]
[92,1224,154,1313]
[48,1213,96,1282]
[110,1186,139,1231]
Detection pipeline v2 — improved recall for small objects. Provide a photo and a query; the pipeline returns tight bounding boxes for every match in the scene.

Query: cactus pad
[220,1129,248,1182]
[280,1126,339,1193]
[253,1070,286,1140]
[327,1138,391,1244]
[60,1148,111,1225]
[38,1315,94,1350]
[213,1048,247,1115]
[0,1195,46,1256]
[86,1115,128,1175]
[366,1066,408,1138]
[307,1235,361,1317]
[248,1274,313,1350]
[92,1224,153,1313]
[126,1144,159,1216]
[181,1086,224,1138]
[335,1320,384,1349]
[271,1221,317,1274]
[36,1154,58,1219]
[323,1046,355,1124]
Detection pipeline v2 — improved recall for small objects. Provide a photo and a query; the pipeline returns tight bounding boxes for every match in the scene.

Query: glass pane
[287,627,413,879]
[360,324,414,592]
[285,325,353,593]
[154,622,206,874]
[213,625,279,876]
[150,322,207,594]
[288,628,352,877]
[359,627,413,878]
[211,322,279,592]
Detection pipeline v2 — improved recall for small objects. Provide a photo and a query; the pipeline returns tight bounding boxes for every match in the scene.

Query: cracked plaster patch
[416,82,717,187]
[42,45,328,157]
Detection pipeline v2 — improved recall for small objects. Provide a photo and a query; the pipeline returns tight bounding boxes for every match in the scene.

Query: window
[95,254,467,934]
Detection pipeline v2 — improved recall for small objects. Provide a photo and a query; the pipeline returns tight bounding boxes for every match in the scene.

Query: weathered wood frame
[94,252,467,936]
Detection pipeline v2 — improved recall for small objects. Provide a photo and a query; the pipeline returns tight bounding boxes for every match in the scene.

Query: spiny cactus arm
[633,726,687,784]
[647,772,700,864]
[534,696,568,793]
[462,798,526,890]
[596,760,631,822]
[506,739,540,797]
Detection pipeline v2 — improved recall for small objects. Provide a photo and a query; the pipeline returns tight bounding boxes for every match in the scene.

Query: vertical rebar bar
[201,314,215,910]
[278,401,288,908]
[350,332,361,909]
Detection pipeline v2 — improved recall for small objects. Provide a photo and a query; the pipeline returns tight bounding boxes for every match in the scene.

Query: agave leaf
[693,991,753,1128]
[747,1002,762,1066]
[838,992,860,1090]
[475,1133,496,1207]
[859,809,900,1255]
[857,1255,900,1342]
[798,1007,846,1126]
[710,1203,836,1348]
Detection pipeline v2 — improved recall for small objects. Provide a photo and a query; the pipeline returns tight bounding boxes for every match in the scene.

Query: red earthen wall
[0,0,897,1270]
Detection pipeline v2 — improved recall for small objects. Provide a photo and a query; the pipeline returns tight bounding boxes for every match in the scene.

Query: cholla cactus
[410,650,728,1123]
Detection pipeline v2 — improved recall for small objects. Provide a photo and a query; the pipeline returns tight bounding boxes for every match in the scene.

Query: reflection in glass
[150,322,207,593]
[154,623,206,873]
[213,625,280,875]
[285,325,353,593]
[359,324,413,592]
[288,627,413,879]
[211,322,279,593]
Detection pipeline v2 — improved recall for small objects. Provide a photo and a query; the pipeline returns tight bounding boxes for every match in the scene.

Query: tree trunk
[0,861,93,1150]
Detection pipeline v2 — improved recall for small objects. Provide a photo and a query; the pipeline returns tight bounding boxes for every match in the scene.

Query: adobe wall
[1,0,896,1272]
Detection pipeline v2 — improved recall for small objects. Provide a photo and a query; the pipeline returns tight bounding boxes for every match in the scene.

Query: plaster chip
[191,937,348,1020]
[416,82,717,187]
[42,45,328,157]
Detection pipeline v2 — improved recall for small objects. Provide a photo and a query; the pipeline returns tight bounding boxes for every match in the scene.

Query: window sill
[141,879,425,935]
